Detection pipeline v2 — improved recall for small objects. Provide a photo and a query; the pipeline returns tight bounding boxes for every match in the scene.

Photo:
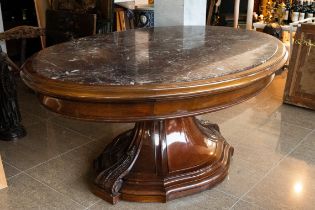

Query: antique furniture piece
[45,10,97,47]
[0,26,44,141]
[284,24,315,110]
[0,155,8,189]
[0,26,45,64]
[0,47,26,141]
[21,26,287,204]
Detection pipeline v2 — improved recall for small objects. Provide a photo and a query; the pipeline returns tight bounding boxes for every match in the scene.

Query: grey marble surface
[30,26,279,85]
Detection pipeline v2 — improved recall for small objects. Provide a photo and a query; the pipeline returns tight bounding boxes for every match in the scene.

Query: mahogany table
[21,26,287,204]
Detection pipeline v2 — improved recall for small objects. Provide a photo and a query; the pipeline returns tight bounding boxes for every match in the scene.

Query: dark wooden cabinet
[284,24,315,110]
[1,0,39,62]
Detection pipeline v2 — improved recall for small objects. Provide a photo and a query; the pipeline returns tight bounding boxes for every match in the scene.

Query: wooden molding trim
[20,38,287,122]
[21,38,287,102]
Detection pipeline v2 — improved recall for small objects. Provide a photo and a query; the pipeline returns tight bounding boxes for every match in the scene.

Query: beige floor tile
[167,189,237,210]
[233,143,283,173]
[50,116,134,140]
[2,162,20,179]
[19,92,58,120]
[197,112,227,124]
[213,122,309,197]
[89,189,237,210]
[20,111,43,127]
[237,122,311,155]
[89,200,142,210]
[270,104,315,129]
[214,156,265,197]
[258,118,312,139]
[288,132,315,166]
[207,105,271,128]
[0,121,92,171]
[232,200,265,210]
[219,119,260,146]
[0,173,84,210]
[198,113,260,147]
[243,157,315,209]
[208,92,282,128]
[26,143,102,207]
[17,80,57,120]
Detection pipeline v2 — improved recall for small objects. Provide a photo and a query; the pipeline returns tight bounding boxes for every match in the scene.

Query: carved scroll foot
[93,128,143,204]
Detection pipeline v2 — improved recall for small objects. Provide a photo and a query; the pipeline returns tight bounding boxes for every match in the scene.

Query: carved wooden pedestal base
[93,117,234,204]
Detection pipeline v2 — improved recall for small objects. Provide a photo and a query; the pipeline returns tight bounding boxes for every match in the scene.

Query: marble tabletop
[30,26,280,86]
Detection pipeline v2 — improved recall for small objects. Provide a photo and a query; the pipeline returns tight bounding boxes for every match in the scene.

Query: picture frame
[284,23,315,110]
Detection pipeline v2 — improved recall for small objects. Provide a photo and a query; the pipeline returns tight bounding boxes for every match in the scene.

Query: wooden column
[246,0,255,30]
[234,0,240,28]
[34,0,50,49]
[0,155,8,190]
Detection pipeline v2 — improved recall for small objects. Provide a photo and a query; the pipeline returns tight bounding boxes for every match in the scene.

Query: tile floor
[1,72,315,210]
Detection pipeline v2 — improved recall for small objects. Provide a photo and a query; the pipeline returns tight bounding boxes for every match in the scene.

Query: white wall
[155,0,207,27]
[184,0,207,26]
[155,0,184,26]
[0,3,6,52]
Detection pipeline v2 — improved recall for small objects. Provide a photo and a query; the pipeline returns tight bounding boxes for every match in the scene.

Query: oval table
[21,26,287,204]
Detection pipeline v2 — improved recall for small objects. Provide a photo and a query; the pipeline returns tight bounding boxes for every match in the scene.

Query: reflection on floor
[1,72,315,210]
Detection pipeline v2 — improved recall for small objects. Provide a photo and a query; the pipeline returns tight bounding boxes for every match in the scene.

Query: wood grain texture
[0,155,8,190]
[34,0,51,48]
[93,117,233,203]
[36,73,276,122]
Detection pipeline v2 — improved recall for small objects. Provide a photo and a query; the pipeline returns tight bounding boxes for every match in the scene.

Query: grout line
[254,115,314,133]
[20,106,57,121]
[85,199,102,210]
[21,114,44,127]
[2,116,100,175]
[229,198,265,209]
[229,130,315,209]
[47,117,100,141]
[238,198,264,205]
[276,120,314,131]
[6,172,24,181]
[2,160,21,172]
[24,139,97,173]
[22,171,86,209]
[2,161,23,181]
[213,188,240,200]
[3,137,97,178]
